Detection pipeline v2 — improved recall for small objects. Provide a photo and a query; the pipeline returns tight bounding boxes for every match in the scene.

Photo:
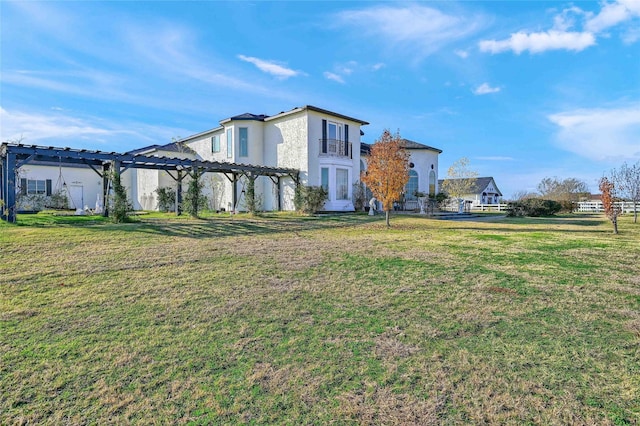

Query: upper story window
[320,119,351,158]
[211,135,220,153]
[226,129,233,158]
[327,121,342,141]
[239,127,248,157]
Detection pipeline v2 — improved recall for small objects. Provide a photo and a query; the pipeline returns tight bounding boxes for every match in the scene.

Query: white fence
[471,203,509,212]
[576,201,636,213]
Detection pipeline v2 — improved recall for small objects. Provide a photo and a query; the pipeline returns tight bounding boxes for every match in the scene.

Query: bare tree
[612,161,640,223]
[440,157,478,213]
[537,177,589,211]
[511,190,539,201]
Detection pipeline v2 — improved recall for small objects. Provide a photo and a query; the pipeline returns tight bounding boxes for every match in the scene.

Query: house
[7,105,443,214]
[360,139,442,209]
[438,176,503,206]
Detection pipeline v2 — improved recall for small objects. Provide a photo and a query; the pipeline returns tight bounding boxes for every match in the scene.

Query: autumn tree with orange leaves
[361,130,410,227]
[599,176,621,234]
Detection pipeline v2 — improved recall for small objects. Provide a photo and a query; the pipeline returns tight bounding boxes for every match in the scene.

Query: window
[20,179,51,196]
[211,135,220,153]
[429,170,436,197]
[226,129,233,158]
[405,170,419,200]
[321,168,329,192]
[336,169,348,200]
[239,127,248,157]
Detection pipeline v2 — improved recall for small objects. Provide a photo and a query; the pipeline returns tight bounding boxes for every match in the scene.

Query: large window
[336,168,348,200]
[321,168,329,192]
[226,129,233,158]
[239,127,248,157]
[327,121,342,141]
[405,170,419,200]
[211,135,220,153]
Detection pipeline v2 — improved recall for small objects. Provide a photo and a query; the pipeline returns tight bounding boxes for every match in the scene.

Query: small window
[321,168,329,192]
[239,128,248,157]
[212,135,220,153]
[336,168,348,200]
[226,129,233,158]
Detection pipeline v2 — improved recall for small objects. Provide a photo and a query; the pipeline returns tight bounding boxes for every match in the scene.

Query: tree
[440,157,478,214]
[537,177,589,212]
[110,169,131,223]
[612,161,640,223]
[361,129,410,227]
[599,177,621,234]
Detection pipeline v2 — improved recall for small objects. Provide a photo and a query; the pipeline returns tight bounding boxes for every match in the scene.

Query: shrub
[183,174,207,217]
[243,177,262,215]
[507,198,562,217]
[352,181,367,211]
[294,185,328,214]
[155,187,176,212]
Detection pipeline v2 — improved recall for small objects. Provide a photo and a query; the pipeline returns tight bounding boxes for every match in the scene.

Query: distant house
[438,176,503,206]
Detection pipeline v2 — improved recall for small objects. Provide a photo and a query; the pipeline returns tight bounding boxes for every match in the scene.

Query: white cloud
[237,55,303,79]
[479,1,640,55]
[585,0,640,33]
[473,83,501,95]
[323,72,345,84]
[372,63,386,71]
[479,30,595,54]
[548,104,640,162]
[335,4,486,58]
[454,49,469,58]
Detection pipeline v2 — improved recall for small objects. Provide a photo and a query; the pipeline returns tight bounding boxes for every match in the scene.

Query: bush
[352,181,367,211]
[155,187,176,212]
[110,170,132,223]
[507,198,562,217]
[183,174,207,217]
[294,185,328,214]
[243,177,262,215]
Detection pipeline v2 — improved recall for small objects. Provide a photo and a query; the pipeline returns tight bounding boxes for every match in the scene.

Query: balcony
[319,139,352,158]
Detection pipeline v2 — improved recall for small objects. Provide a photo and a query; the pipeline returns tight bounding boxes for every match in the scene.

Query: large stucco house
[12,105,443,213]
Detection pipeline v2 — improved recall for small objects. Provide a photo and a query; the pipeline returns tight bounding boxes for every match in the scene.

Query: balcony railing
[319,139,352,158]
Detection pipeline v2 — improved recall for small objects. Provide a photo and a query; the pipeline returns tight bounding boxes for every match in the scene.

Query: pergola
[0,143,300,223]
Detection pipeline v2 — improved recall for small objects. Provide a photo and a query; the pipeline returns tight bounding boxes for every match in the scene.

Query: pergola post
[101,162,110,217]
[1,152,17,222]
[175,170,183,216]
[232,173,238,213]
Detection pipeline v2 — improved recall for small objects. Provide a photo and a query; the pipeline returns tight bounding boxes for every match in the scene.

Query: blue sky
[1,1,639,198]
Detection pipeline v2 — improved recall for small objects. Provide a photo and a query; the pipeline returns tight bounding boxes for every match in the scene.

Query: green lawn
[1,212,638,424]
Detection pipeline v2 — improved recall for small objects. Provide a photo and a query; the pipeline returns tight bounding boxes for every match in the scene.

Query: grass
[1,212,639,424]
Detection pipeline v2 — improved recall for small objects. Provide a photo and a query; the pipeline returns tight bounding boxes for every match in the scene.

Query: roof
[438,177,503,196]
[220,113,269,124]
[265,105,369,125]
[400,139,443,153]
[126,141,196,156]
[359,139,442,154]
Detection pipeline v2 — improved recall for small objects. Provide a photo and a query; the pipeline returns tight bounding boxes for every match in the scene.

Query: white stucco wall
[407,149,440,196]
[16,164,102,211]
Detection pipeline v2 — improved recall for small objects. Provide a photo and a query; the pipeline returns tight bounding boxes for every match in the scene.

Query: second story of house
[173,105,368,183]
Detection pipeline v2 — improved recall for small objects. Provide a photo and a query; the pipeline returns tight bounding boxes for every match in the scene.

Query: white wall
[16,164,102,211]
[407,149,440,196]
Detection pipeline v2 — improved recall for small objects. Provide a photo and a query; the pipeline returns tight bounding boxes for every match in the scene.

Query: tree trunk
[634,202,637,223]
[613,217,619,234]
[385,210,391,227]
